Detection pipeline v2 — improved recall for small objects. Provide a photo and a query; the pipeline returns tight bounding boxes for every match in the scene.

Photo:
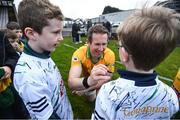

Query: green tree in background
[102,5,122,14]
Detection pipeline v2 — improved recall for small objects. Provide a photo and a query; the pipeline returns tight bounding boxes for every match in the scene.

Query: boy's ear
[120,47,129,62]
[24,27,37,41]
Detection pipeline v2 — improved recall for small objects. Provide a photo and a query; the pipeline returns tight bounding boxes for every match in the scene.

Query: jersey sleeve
[71,50,82,67]
[168,86,180,117]
[173,69,180,92]
[105,49,115,73]
[92,85,110,120]
[14,68,53,119]
[172,69,180,106]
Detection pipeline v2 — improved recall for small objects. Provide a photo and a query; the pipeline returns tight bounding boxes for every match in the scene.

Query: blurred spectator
[6,21,25,49]
[0,31,28,119]
[87,20,92,32]
[103,20,111,38]
[72,21,80,44]
[5,30,23,55]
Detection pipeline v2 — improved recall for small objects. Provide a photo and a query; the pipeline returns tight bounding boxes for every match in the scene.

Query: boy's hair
[18,0,64,34]
[87,24,109,43]
[5,29,18,40]
[117,6,180,71]
[6,21,21,30]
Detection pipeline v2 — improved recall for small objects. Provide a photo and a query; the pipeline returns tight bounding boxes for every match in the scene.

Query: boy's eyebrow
[52,28,62,32]
[8,38,15,41]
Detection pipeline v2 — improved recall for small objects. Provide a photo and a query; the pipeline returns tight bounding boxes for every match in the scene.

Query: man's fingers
[93,64,108,71]
[94,64,108,69]
[91,68,107,76]
[93,75,111,81]
[2,73,10,79]
[91,65,110,76]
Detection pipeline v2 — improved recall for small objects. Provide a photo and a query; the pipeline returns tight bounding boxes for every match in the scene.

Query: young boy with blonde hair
[13,0,73,119]
[93,6,180,120]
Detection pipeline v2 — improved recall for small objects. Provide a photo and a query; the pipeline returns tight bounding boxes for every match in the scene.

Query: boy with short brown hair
[13,0,73,119]
[93,6,180,120]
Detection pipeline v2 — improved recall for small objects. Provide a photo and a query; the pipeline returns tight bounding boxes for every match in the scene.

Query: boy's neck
[28,40,43,53]
[24,41,50,59]
[123,57,153,74]
[126,67,154,74]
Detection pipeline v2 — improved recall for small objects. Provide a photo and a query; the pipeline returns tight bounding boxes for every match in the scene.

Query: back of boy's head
[117,6,180,71]
[18,0,64,34]
[6,21,20,30]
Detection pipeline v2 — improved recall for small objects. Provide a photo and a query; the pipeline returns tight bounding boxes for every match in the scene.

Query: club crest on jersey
[73,57,79,62]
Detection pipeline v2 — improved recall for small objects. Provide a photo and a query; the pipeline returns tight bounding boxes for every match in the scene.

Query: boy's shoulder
[99,77,178,105]
[14,53,51,83]
[16,53,46,70]
[100,77,129,93]
[15,53,37,72]
[100,76,174,95]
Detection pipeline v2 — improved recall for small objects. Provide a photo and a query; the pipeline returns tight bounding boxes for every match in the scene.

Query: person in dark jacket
[72,21,80,44]
[0,31,29,118]
[0,31,19,73]
[87,20,92,32]
[103,20,111,38]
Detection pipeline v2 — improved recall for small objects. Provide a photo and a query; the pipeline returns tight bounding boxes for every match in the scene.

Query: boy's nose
[58,35,63,41]
[14,44,18,48]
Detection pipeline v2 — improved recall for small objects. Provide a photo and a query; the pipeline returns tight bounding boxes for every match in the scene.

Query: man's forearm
[68,77,86,91]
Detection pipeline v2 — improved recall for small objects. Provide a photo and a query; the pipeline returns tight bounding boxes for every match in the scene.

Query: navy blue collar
[24,40,50,59]
[117,69,157,87]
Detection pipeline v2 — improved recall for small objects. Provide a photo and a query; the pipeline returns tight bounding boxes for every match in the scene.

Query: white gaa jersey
[14,53,73,119]
[92,70,179,120]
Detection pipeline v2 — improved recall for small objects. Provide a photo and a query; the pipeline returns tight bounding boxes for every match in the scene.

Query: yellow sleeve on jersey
[104,48,115,73]
[71,46,115,74]
[173,69,180,92]
[71,46,86,67]
[71,53,81,67]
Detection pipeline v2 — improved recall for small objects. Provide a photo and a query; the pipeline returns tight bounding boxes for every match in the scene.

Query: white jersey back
[93,76,179,120]
[14,53,73,119]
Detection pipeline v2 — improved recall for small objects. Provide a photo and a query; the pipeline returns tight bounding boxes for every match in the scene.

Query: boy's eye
[16,30,22,33]
[53,31,61,34]
[10,41,14,43]
[53,31,59,34]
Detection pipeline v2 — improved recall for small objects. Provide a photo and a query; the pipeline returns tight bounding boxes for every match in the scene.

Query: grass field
[51,36,180,119]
